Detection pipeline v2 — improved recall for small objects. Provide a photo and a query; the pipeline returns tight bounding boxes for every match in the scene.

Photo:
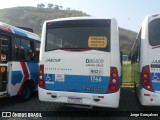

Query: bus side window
[14,37,39,62]
[14,37,25,61]
[21,38,32,62]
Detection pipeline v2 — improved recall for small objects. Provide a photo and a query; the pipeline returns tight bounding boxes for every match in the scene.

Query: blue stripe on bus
[27,62,39,89]
[11,71,23,84]
[14,30,28,38]
[44,74,110,94]
[152,82,160,91]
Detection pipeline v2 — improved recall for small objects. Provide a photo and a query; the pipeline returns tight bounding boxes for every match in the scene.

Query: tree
[40,3,45,8]
[37,4,41,8]
[48,3,53,9]
[54,5,59,10]
[59,6,63,10]
[37,3,45,8]
[66,7,70,11]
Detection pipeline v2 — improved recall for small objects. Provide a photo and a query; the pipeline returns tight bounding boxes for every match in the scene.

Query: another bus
[38,17,121,108]
[131,14,160,106]
[0,21,40,101]
[122,55,128,62]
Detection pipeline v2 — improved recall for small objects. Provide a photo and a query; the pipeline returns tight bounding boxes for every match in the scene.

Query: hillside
[0,7,88,35]
[119,28,137,55]
[0,7,137,54]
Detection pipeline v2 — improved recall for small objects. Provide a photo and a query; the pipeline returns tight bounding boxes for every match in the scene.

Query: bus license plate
[67,97,82,104]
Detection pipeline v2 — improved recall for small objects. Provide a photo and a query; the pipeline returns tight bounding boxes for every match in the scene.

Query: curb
[122,83,134,87]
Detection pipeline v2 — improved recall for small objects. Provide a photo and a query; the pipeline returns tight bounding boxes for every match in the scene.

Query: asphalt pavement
[0,87,160,120]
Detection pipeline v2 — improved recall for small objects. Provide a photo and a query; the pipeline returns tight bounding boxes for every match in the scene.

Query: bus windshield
[46,20,110,52]
[149,18,160,46]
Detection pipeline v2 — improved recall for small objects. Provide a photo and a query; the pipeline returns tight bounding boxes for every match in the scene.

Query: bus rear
[139,14,160,106]
[38,17,121,108]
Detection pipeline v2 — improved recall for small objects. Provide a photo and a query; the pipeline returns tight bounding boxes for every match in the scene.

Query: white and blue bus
[38,17,121,108]
[0,22,40,100]
[131,14,160,106]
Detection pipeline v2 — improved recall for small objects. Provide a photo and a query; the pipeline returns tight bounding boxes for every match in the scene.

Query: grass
[122,62,132,83]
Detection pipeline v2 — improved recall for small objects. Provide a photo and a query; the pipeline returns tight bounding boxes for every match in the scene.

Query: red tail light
[142,65,154,92]
[38,65,46,89]
[107,67,119,93]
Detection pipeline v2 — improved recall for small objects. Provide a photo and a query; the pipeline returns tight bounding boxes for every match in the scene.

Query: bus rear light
[92,95,104,99]
[143,73,148,78]
[110,85,116,91]
[107,67,119,93]
[147,86,151,89]
[38,65,46,89]
[112,79,117,83]
[39,80,45,86]
[98,96,104,98]
[112,73,117,78]
[0,66,6,73]
[143,79,148,84]
[47,92,52,95]
[144,94,150,96]
[142,65,154,92]
[40,70,43,74]
[39,75,43,80]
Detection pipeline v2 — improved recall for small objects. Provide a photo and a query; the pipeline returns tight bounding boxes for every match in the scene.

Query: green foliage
[122,62,132,83]
[0,6,137,54]
[119,28,137,55]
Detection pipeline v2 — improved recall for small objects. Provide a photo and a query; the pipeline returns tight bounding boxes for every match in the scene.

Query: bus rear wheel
[20,84,32,101]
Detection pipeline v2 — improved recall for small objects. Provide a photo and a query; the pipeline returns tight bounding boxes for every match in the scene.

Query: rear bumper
[139,88,160,106]
[38,87,120,108]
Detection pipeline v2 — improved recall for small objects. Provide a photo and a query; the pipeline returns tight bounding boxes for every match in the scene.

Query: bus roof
[45,16,116,23]
[150,13,160,18]
[0,21,40,41]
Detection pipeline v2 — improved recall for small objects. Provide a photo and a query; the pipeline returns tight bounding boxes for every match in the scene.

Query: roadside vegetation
[122,62,134,87]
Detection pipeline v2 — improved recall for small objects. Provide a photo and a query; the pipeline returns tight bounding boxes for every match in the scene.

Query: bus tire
[20,84,32,101]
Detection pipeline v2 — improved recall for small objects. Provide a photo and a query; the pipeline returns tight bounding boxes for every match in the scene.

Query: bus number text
[90,76,102,82]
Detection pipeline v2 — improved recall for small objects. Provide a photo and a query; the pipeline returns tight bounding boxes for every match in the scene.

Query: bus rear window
[149,18,160,46]
[45,20,110,52]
